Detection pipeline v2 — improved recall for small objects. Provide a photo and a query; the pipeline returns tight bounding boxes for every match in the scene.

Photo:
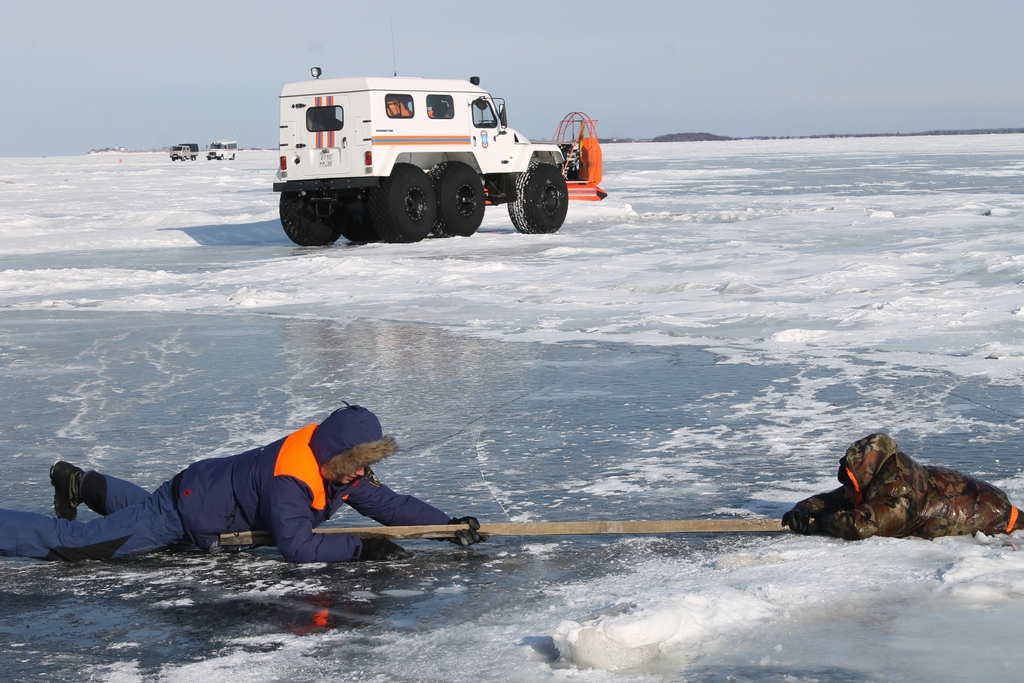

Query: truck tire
[340,200,380,243]
[429,161,485,238]
[368,163,436,243]
[508,162,568,234]
[279,192,344,246]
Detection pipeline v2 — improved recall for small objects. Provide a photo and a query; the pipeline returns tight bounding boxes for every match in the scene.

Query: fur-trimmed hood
[309,405,396,478]
[321,435,396,481]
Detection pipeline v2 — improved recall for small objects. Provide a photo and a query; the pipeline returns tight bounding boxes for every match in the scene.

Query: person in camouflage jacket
[782,433,1022,540]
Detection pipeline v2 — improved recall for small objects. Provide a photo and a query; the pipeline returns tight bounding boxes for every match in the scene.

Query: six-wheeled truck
[170,143,199,161]
[207,140,237,160]
[273,73,602,246]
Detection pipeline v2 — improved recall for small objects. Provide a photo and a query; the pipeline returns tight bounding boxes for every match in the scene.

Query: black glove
[358,537,413,561]
[813,506,839,530]
[782,506,811,533]
[448,516,488,547]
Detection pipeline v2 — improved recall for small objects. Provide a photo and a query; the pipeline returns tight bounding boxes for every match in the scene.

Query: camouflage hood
[839,433,899,503]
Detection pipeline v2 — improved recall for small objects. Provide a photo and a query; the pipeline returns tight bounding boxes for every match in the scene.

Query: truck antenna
[390,16,397,76]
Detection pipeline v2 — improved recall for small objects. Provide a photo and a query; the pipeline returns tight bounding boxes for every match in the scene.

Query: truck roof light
[470,76,480,85]
[311,67,322,79]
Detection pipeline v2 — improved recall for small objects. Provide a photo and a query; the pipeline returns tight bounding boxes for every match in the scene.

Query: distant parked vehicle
[207,140,237,160]
[170,143,199,161]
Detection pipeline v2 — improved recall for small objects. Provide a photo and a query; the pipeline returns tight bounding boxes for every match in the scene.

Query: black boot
[50,461,84,520]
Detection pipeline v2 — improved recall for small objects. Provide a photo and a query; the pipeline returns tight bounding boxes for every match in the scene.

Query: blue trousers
[0,472,185,561]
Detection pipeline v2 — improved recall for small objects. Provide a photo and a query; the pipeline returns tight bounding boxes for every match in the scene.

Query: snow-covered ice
[1,136,1023,681]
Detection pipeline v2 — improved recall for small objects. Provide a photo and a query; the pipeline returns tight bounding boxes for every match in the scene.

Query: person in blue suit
[0,403,484,563]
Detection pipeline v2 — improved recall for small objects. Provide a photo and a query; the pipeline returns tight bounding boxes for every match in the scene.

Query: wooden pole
[220,519,785,548]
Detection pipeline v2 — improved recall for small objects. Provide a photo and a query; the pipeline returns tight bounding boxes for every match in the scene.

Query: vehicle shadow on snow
[159,219,293,246]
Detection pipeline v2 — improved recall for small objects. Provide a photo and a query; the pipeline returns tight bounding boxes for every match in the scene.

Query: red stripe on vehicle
[326,96,334,148]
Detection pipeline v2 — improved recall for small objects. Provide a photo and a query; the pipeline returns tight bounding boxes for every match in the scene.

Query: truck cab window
[306,106,344,132]
[426,95,454,119]
[385,94,414,119]
[472,98,497,128]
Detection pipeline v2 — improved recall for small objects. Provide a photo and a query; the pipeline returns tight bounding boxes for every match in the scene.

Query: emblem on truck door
[481,131,489,149]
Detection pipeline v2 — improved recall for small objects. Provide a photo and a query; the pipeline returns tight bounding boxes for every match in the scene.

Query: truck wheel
[340,200,380,243]
[368,163,436,243]
[508,162,568,234]
[429,161,485,238]
[279,192,344,246]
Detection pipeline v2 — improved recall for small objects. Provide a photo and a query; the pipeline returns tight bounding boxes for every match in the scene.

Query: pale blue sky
[2,0,1023,156]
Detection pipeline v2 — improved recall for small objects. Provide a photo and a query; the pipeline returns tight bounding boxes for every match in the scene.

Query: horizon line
[601,127,1024,143]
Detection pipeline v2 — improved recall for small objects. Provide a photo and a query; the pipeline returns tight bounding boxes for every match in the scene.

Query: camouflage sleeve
[819,480,916,540]
[794,487,848,515]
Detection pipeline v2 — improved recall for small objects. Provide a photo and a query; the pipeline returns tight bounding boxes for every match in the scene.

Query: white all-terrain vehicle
[273,72,581,245]
[208,140,237,160]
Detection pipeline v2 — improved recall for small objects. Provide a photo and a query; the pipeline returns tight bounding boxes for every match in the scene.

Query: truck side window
[306,106,344,132]
[385,94,414,119]
[426,95,454,119]
[472,98,497,128]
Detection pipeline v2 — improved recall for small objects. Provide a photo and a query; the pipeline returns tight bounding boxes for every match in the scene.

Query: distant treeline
[599,134,730,143]
[652,132,733,142]
[601,127,1024,144]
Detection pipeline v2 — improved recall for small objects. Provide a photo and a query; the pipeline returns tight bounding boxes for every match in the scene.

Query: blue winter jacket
[175,406,450,562]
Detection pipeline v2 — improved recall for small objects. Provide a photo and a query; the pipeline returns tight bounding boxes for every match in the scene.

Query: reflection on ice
[0,312,1022,680]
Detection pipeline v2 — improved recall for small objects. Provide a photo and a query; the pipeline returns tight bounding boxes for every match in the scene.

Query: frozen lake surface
[1,137,1023,681]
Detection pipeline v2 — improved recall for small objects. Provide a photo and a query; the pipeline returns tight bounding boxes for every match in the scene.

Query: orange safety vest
[273,424,327,510]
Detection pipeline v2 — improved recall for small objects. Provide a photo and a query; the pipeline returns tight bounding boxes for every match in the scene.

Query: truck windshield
[472,98,497,128]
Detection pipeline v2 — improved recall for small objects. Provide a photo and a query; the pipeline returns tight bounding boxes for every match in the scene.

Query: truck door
[302,95,351,176]
[470,96,513,173]
[279,120,296,161]
[353,93,371,150]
